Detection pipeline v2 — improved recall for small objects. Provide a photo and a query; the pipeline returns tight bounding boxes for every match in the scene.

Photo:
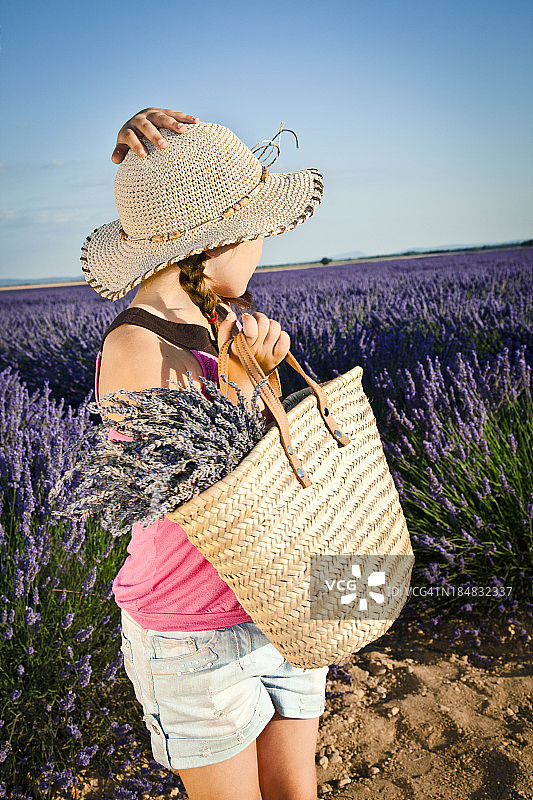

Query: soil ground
[74,602,533,800]
[312,603,532,800]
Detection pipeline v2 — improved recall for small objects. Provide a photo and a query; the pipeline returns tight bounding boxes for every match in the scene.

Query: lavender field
[0,246,532,799]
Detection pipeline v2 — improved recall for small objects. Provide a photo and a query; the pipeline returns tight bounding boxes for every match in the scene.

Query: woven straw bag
[167,331,415,668]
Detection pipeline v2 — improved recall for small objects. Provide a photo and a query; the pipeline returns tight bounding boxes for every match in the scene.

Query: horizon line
[1,238,531,288]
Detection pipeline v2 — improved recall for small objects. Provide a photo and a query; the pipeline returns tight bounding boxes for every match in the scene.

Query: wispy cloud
[0,158,85,176]
[0,206,94,227]
[0,208,18,222]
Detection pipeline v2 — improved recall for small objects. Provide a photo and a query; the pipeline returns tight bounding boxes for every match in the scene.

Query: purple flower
[65,722,81,740]
[61,613,75,630]
[0,741,12,764]
[75,745,98,766]
[24,606,41,627]
[73,625,94,643]
[58,690,77,712]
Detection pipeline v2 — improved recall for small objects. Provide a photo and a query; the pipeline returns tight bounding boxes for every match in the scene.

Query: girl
[83,107,327,800]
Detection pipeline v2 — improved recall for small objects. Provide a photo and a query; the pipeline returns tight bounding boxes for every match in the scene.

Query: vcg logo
[325,563,386,611]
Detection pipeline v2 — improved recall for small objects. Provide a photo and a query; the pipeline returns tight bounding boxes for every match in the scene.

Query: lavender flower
[48,372,270,537]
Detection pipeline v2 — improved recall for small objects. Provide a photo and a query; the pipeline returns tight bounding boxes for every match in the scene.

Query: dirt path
[75,604,532,800]
[314,606,532,799]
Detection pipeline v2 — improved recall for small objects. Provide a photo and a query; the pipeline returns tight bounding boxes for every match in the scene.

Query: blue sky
[1,0,532,280]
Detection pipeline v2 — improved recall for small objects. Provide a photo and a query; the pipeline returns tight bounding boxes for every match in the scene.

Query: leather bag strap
[218,331,351,488]
[218,343,281,407]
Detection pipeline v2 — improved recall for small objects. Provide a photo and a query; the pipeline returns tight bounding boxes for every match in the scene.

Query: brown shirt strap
[98,304,229,355]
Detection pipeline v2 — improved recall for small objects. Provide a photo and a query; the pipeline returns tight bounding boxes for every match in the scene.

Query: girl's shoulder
[99,324,205,400]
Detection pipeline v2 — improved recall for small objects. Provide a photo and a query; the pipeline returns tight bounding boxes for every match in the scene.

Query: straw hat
[80,121,324,301]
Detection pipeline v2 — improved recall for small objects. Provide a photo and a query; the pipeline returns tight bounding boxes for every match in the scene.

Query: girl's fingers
[241,313,259,340]
[160,108,200,125]
[111,143,129,164]
[112,125,147,162]
[111,108,200,162]
[273,330,291,358]
[243,314,280,357]
[136,111,200,150]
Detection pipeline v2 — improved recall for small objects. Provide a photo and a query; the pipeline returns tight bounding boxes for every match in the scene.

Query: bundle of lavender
[49,370,271,537]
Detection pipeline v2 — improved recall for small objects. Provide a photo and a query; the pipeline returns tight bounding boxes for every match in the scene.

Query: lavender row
[0,247,531,410]
[0,367,157,798]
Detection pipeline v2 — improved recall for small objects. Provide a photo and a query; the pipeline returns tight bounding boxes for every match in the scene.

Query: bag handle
[218,331,351,488]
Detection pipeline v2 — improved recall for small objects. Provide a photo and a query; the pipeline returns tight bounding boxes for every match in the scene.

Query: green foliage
[392,387,532,613]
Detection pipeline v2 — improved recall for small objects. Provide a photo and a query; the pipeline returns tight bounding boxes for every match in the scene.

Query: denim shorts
[119,608,329,770]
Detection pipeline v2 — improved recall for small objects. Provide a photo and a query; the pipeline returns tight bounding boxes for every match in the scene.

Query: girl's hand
[218,311,290,377]
[111,108,200,163]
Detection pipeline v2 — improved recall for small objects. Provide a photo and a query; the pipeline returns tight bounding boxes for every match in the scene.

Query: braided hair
[170,252,256,334]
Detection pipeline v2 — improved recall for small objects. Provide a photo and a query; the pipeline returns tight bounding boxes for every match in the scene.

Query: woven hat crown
[81,119,324,301]
[115,122,264,240]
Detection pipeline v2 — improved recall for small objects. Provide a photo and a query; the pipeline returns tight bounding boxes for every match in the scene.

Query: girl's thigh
[171,739,262,800]
[119,611,327,784]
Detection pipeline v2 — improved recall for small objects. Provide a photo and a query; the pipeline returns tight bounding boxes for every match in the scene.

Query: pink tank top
[94,305,253,631]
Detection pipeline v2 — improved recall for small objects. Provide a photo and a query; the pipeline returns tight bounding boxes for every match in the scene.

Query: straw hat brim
[81,166,323,301]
